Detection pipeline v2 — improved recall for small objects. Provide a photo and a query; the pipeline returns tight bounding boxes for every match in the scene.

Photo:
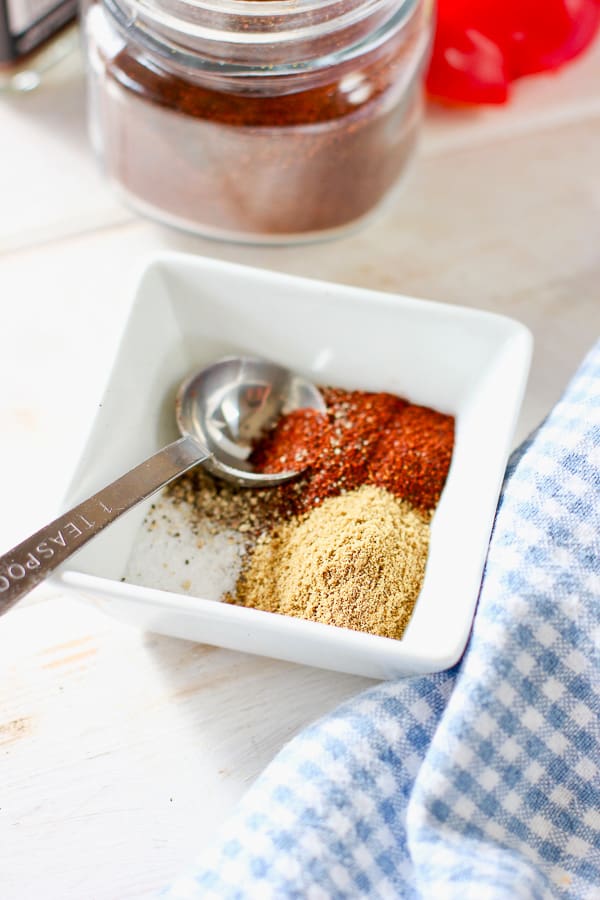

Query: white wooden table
[1,39,600,899]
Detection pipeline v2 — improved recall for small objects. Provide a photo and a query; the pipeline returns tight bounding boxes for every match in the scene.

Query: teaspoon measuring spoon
[0,357,325,615]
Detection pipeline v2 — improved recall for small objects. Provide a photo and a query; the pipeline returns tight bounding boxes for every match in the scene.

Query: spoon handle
[0,435,208,615]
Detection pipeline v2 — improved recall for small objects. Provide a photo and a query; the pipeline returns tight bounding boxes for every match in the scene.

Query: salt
[123,494,245,600]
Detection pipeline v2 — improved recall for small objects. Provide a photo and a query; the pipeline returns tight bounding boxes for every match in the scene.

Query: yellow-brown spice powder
[229,484,431,640]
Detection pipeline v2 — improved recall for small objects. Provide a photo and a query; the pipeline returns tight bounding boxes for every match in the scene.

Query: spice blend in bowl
[164,386,454,640]
[55,254,532,677]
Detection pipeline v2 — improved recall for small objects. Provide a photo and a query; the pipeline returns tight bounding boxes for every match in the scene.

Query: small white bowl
[57,253,532,679]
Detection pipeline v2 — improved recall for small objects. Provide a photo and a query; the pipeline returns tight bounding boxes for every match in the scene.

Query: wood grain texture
[0,599,371,899]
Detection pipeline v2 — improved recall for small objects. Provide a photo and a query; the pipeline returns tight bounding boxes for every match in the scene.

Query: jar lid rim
[105,0,423,73]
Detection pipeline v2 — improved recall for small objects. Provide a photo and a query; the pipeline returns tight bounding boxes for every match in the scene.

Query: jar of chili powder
[84,0,432,243]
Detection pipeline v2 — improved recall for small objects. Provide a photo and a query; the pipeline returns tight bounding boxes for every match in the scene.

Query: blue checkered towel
[165,340,600,900]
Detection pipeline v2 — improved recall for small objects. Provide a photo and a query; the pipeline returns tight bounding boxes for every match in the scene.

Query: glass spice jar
[84,0,432,243]
[0,0,78,92]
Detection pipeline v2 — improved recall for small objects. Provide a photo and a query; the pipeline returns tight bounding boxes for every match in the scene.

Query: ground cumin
[228,484,431,640]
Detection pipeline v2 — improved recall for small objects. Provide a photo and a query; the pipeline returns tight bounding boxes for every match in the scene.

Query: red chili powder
[251,408,330,472]
[249,387,454,514]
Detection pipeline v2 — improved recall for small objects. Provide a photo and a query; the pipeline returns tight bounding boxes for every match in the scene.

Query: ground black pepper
[170,386,454,536]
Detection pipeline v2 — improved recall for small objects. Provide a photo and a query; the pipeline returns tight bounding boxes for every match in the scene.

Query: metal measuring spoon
[0,357,325,614]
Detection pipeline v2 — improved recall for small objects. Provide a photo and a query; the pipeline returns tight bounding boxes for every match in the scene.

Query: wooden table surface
[1,39,600,899]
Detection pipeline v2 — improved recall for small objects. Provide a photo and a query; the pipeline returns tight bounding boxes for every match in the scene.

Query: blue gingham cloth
[165,340,600,900]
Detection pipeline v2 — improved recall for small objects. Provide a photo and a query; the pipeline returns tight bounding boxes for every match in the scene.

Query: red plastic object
[426,0,600,105]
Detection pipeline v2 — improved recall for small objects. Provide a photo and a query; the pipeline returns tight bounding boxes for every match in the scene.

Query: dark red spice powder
[249,387,455,514]
[91,4,426,237]
[107,47,400,127]
[251,408,329,472]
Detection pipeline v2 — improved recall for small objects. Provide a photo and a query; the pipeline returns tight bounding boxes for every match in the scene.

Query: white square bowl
[57,253,532,680]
